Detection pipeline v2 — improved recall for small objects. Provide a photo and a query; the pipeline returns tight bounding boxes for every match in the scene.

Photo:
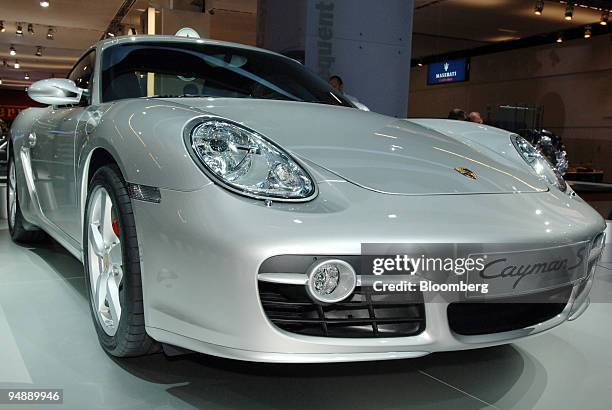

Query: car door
[30,50,96,240]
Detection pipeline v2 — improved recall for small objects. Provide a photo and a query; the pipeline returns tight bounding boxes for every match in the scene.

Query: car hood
[174,98,548,195]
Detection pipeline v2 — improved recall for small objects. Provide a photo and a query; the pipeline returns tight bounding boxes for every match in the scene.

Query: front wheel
[83,165,158,357]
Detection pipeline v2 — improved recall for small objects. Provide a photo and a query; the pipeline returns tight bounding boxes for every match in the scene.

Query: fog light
[306,259,356,303]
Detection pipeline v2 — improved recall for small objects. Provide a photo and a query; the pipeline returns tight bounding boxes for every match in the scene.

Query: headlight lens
[511,135,567,192]
[190,119,316,200]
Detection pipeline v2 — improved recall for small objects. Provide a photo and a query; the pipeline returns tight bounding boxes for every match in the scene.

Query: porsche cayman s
[6,35,606,362]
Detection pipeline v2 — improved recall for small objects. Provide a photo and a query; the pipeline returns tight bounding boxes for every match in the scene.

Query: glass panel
[100,42,351,107]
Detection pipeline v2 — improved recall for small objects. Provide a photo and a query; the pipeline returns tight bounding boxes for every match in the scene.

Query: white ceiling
[0,0,125,88]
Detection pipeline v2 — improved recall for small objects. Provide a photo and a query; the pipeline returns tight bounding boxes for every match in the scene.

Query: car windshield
[100,41,352,107]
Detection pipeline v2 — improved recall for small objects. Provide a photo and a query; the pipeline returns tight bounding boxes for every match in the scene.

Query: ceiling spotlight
[556,33,563,43]
[584,25,592,39]
[40,0,50,7]
[14,60,20,69]
[534,0,544,15]
[16,24,23,36]
[0,78,3,85]
[35,46,43,56]
[47,27,54,39]
[25,86,29,92]
[28,23,34,35]
[24,73,30,80]
[0,21,5,32]
[9,45,16,56]
[601,10,609,26]
[564,4,574,21]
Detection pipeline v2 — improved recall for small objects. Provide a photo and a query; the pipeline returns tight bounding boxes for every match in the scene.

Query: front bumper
[131,180,605,363]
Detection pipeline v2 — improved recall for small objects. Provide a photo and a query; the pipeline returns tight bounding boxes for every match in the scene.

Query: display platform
[0,219,611,409]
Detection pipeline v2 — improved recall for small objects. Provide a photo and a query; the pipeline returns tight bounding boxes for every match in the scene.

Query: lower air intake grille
[447,285,572,336]
[259,282,425,338]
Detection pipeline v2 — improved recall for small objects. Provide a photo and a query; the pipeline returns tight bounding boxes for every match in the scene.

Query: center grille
[259,281,425,338]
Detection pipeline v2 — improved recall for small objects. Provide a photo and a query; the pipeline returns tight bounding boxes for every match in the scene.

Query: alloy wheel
[87,186,124,336]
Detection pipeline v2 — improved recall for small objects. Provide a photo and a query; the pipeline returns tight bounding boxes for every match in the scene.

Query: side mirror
[27,78,83,105]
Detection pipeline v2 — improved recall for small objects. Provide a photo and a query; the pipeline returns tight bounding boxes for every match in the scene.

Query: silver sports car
[7,35,606,362]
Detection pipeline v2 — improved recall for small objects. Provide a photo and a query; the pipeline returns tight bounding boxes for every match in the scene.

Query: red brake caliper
[111,212,120,237]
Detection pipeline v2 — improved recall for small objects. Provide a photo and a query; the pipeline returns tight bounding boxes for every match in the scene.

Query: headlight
[188,119,316,201]
[511,135,567,192]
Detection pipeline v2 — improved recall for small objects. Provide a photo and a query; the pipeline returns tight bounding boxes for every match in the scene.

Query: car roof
[96,35,286,59]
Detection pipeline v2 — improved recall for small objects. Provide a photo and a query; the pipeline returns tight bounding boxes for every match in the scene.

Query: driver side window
[68,51,96,106]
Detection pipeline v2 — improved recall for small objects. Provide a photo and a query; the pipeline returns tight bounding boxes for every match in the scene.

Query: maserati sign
[427,58,470,85]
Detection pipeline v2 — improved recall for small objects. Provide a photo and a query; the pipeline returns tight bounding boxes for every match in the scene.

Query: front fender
[79,99,213,191]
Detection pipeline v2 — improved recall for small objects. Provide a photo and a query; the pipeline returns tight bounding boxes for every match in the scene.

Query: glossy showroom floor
[0,219,611,410]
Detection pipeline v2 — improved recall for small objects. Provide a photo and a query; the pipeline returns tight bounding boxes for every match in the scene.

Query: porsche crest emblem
[454,167,477,180]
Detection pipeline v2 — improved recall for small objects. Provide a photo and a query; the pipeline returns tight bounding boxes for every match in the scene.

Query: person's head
[468,111,484,124]
[328,75,344,92]
[448,108,467,121]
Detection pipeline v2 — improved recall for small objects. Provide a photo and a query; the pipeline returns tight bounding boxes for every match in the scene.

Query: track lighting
[0,21,5,32]
[0,78,3,85]
[601,10,609,26]
[16,24,23,36]
[47,27,54,39]
[25,86,28,92]
[9,45,16,56]
[35,46,43,56]
[28,23,34,35]
[556,33,563,43]
[564,4,573,21]
[14,60,20,69]
[584,25,592,39]
[40,0,50,7]
[24,73,30,80]
[534,0,544,16]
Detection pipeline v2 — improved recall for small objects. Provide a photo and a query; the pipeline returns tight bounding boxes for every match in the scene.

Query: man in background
[328,75,344,93]
[328,74,369,111]
[448,108,467,121]
[468,111,484,124]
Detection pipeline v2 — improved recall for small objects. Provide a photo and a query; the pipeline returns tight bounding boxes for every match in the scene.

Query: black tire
[6,155,47,243]
[83,164,159,357]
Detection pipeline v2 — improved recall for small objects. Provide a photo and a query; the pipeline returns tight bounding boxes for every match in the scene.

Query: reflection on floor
[0,219,611,410]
